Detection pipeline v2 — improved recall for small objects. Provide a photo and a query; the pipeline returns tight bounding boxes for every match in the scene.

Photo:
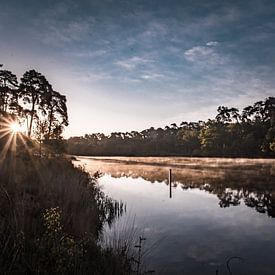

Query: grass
[0,149,131,274]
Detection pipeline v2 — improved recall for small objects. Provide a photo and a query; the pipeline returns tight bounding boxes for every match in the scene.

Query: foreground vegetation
[0,64,138,274]
[0,151,131,274]
[68,97,275,157]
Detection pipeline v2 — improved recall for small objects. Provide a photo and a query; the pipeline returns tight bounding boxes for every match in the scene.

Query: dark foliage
[0,155,129,274]
[68,97,275,157]
[0,65,68,140]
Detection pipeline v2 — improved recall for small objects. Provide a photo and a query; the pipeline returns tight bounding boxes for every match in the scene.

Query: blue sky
[1,0,275,137]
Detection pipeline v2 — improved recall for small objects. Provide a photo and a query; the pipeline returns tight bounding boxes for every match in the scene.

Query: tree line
[0,64,68,141]
[68,97,275,157]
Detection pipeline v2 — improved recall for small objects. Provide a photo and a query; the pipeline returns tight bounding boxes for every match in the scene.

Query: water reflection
[76,157,275,275]
[81,157,275,217]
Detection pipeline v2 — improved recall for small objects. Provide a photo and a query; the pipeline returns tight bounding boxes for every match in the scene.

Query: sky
[0,0,275,137]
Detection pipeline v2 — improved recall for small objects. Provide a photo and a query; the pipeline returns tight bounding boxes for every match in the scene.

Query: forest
[68,97,275,157]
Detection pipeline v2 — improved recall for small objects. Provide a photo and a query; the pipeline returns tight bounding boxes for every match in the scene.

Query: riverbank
[0,153,130,274]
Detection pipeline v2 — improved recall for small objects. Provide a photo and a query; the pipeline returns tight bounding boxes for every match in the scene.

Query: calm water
[76,156,275,275]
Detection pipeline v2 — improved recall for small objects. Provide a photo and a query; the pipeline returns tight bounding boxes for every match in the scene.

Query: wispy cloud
[115,56,153,70]
[140,72,165,80]
[206,41,219,46]
[184,41,224,65]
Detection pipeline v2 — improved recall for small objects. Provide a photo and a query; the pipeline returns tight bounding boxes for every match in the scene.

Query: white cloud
[115,56,153,70]
[184,46,213,60]
[184,42,224,65]
[206,41,219,46]
[140,73,164,80]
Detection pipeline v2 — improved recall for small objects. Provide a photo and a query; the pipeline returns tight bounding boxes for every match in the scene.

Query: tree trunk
[28,96,37,137]
[47,108,53,140]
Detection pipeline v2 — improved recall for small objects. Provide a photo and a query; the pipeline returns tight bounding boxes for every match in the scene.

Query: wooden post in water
[169,168,172,198]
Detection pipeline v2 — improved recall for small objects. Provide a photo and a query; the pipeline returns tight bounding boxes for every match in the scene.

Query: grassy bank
[0,153,130,274]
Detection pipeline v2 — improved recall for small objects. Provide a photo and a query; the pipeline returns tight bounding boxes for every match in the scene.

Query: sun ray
[17,134,44,182]
[0,116,38,176]
[0,133,14,163]
[11,132,17,169]
[0,127,9,133]
[0,116,27,166]
[0,131,11,139]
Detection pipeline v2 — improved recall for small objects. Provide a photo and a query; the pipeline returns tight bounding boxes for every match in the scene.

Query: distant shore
[75,155,275,170]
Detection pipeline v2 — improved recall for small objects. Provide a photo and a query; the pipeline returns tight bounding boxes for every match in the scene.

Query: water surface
[76,156,275,275]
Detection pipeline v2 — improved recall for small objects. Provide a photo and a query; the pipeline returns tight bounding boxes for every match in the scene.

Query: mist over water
[76,156,275,274]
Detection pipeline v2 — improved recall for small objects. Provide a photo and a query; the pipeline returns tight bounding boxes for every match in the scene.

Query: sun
[10,122,23,133]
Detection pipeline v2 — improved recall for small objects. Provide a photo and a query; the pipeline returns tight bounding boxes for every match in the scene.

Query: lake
[75,156,275,275]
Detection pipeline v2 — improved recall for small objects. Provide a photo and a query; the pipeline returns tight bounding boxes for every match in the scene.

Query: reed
[0,153,130,274]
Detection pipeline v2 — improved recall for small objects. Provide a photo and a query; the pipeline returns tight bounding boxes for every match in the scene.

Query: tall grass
[0,152,130,274]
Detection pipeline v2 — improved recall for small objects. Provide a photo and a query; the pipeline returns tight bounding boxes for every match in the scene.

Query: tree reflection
[87,158,275,217]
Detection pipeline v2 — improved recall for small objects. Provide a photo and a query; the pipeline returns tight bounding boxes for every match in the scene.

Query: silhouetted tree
[216,106,240,123]
[19,70,51,137]
[0,65,68,144]
[43,89,68,139]
[19,69,68,139]
[265,97,275,126]
[0,68,18,115]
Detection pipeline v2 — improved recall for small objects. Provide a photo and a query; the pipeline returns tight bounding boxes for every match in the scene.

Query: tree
[241,105,254,122]
[170,123,178,130]
[19,70,68,139]
[216,106,240,123]
[264,97,275,126]
[19,70,51,137]
[0,68,18,115]
[178,127,200,155]
[199,120,229,155]
[242,101,268,123]
[43,89,68,139]
[262,127,275,153]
